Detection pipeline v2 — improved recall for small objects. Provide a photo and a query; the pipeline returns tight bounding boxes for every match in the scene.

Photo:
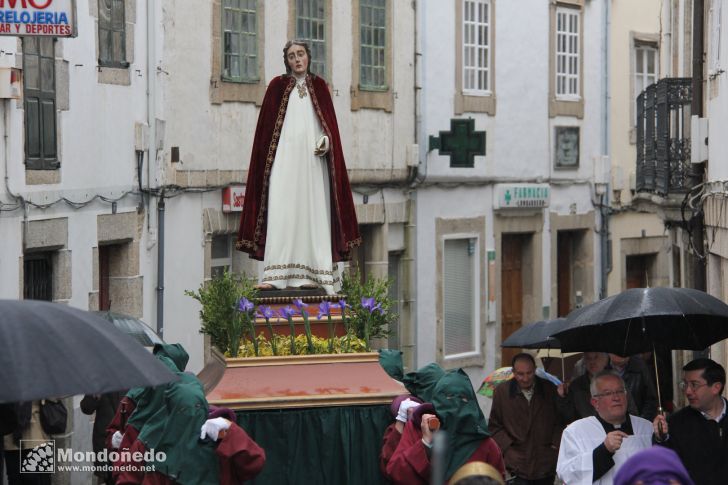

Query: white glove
[200,417,231,441]
[396,398,421,423]
[111,431,123,449]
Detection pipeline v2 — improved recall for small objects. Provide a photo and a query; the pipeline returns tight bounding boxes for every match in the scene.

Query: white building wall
[416,0,604,392]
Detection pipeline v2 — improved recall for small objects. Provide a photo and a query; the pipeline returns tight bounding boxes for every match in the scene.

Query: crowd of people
[382,354,727,485]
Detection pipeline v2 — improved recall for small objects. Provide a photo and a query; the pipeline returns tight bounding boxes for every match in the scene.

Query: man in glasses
[556,371,652,484]
[653,358,727,485]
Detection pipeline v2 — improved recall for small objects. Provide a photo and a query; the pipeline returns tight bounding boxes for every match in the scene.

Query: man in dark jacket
[608,353,658,421]
[489,353,566,484]
[653,358,727,485]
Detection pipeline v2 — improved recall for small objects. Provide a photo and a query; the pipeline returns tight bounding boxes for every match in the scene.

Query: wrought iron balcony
[635,78,692,195]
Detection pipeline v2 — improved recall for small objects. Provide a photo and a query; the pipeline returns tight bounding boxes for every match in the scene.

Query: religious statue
[236,40,361,295]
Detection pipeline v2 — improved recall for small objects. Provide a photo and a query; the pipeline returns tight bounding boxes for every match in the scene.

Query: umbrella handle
[652,342,663,413]
[651,341,667,440]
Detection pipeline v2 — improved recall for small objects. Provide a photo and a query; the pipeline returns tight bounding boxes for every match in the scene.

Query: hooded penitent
[137,373,220,485]
[125,343,189,433]
[431,369,491,481]
[402,363,445,403]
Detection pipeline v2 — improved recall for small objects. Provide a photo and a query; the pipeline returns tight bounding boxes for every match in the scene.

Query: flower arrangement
[188,270,397,357]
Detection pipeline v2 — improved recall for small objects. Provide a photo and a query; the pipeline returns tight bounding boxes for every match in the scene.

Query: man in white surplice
[556,371,652,485]
[261,42,339,294]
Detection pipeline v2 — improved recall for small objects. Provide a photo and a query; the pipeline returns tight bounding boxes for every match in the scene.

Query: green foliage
[341,270,397,340]
[185,271,258,356]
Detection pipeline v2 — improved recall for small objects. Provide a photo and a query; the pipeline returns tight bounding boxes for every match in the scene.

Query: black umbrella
[94,311,164,347]
[0,299,178,403]
[501,318,564,349]
[501,318,565,379]
[551,287,728,419]
[551,287,728,355]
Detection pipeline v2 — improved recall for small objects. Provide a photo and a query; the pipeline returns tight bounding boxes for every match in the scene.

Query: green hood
[402,363,445,402]
[378,349,404,381]
[153,343,189,372]
[137,373,219,485]
[431,369,490,480]
[126,344,189,433]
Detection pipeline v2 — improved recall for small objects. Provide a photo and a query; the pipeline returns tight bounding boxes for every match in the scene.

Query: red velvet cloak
[236,74,361,262]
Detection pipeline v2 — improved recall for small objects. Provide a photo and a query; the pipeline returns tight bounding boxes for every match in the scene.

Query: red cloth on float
[236,74,361,262]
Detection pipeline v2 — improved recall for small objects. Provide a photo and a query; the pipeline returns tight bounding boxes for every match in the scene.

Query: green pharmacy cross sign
[428,118,486,168]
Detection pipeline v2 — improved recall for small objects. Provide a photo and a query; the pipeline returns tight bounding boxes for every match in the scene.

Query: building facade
[0,2,415,482]
[414,0,605,400]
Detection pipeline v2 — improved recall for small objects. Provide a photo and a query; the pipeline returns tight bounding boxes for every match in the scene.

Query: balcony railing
[635,78,692,195]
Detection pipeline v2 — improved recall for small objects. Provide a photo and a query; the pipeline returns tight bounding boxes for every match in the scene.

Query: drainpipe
[599,0,611,299]
[689,0,706,292]
[402,0,423,370]
[156,194,165,338]
[147,1,164,334]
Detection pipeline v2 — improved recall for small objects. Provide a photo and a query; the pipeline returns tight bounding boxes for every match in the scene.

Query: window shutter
[443,238,476,356]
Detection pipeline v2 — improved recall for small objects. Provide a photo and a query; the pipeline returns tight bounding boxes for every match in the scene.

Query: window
[295,0,327,78]
[351,0,391,111]
[23,37,57,170]
[635,44,658,101]
[359,0,386,90]
[443,238,478,357]
[223,0,259,82]
[555,7,579,99]
[98,0,127,67]
[24,252,54,301]
[454,0,495,115]
[462,0,490,94]
[211,235,233,279]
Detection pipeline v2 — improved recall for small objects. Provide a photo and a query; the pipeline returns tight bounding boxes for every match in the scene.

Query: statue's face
[286,44,309,75]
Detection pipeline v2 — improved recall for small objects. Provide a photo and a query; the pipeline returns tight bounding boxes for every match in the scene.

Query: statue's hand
[314,135,330,156]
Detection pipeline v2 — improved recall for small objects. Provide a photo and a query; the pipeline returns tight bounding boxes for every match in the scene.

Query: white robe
[556,415,653,485]
[261,76,341,295]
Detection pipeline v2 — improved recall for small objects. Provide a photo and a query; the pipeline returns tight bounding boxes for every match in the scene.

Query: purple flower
[257,305,275,320]
[317,301,333,319]
[279,306,296,319]
[238,297,255,314]
[337,299,348,310]
[361,296,384,315]
[292,298,308,311]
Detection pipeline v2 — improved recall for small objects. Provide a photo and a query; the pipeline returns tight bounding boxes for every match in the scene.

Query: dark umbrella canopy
[501,318,564,349]
[0,299,178,403]
[94,311,164,347]
[551,287,728,355]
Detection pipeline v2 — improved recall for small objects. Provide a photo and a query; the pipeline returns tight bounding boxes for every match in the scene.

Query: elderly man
[488,353,566,484]
[653,358,728,485]
[557,371,652,485]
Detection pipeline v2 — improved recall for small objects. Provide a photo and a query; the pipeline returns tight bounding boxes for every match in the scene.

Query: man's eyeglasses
[592,389,627,399]
[679,380,708,391]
